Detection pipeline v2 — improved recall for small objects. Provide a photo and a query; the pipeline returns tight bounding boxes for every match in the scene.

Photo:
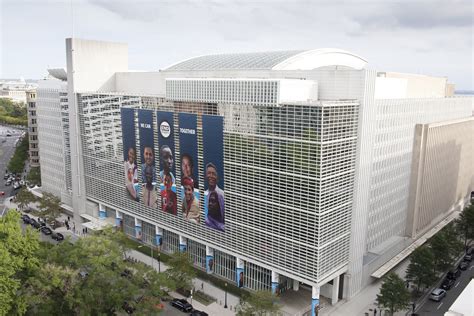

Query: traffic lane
[0,126,23,196]
[416,260,474,316]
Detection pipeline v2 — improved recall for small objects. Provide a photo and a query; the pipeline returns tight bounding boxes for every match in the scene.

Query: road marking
[470,265,473,270]
[455,281,460,288]
[437,302,443,310]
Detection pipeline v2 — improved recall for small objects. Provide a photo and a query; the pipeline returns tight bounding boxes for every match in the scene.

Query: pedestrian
[201,283,204,290]
[73,223,75,231]
[85,227,88,234]
[82,228,85,234]
[374,307,377,316]
[68,216,70,221]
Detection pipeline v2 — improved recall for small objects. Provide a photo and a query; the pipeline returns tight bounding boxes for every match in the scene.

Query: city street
[415,258,474,316]
[0,125,23,198]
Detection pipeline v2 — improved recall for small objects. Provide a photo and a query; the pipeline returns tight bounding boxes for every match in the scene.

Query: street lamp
[138,244,154,269]
[224,282,228,309]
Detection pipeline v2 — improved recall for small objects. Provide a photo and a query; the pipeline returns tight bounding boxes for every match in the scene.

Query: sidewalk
[5,197,239,315]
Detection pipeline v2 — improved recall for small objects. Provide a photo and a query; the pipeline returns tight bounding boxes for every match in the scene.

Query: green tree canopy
[376,272,410,316]
[236,290,281,316]
[37,192,62,224]
[406,246,437,292]
[0,210,40,316]
[455,204,474,249]
[15,187,37,211]
[165,251,196,291]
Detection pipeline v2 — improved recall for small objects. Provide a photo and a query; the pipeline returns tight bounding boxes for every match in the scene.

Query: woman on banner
[205,191,224,231]
[161,173,177,215]
[124,147,138,201]
[182,177,200,223]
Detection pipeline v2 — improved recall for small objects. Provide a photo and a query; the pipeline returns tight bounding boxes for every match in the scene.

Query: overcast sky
[1,0,472,89]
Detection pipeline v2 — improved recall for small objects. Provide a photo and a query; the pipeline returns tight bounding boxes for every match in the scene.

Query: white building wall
[36,80,70,203]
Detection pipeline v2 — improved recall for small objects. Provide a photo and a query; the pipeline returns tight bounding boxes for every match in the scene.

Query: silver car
[429,288,446,301]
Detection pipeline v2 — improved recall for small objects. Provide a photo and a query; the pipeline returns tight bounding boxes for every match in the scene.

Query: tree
[165,251,196,292]
[429,233,453,273]
[15,187,37,211]
[27,167,41,186]
[236,290,281,316]
[25,230,172,315]
[7,135,29,174]
[406,246,437,292]
[0,210,40,316]
[455,204,474,250]
[38,192,62,224]
[376,272,410,316]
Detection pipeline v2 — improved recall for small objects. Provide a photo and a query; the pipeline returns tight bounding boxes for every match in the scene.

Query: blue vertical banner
[236,267,244,288]
[179,113,200,223]
[206,255,214,273]
[311,298,320,316]
[121,108,139,201]
[157,111,177,215]
[202,115,225,231]
[138,109,157,208]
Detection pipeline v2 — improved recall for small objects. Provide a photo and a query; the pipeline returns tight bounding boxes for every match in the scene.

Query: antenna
[70,0,74,39]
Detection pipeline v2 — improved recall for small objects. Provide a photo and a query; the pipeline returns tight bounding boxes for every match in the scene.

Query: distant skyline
[1,0,472,89]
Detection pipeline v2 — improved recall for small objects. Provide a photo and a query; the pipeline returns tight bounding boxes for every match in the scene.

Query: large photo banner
[157,111,177,215]
[138,109,157,208]
[121,108,138,202]
[179,113,200,223]
[202,115,225,231]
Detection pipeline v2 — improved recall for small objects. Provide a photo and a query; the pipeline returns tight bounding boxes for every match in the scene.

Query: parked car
[459,261,469,270]
[40,227,53,235]
[170,299,193,312]
[463,254,472,262]
[467,247,473,256]
[190,310,209,316]
[429,288,447,301]
[51,232,64,241]
[30,219,41,229]
[21,214,31,224]
[3,174,8,180]
[441,278,455,290]
[447,268,461,280]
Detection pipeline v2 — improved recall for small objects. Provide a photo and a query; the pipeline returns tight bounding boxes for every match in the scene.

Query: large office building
[36,39,473,314]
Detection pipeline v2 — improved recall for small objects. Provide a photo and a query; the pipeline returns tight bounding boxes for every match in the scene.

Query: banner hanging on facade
[157,111,177,215]
[121,108,138,202]
[138,109,157,208]
[179,113,200,223]
[202,115,225,231]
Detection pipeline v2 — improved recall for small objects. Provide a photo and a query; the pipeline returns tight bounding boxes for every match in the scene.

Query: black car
[40,227,53,235]
[170,299,193,312]
[30,219,41,229]
[466,247,473,256]
[459,261,469,270]
[447,268,461,280]
[21,214,31,224]
[441,278,455,290]
[51,232,64,241]
[464,254,472,262]
[190,310,209,316]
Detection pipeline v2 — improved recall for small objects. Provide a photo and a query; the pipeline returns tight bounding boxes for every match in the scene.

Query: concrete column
[98,203,106,219]
[155,226,163,247]
[311,286,320,316]
[115,210,122,229]
[293,279,300,291]
[236,257,244,288]
[206,246,214,274]
[271,271,280,294]
[179,235,187,252]
[134,218,142,240]
[332,275,340,305]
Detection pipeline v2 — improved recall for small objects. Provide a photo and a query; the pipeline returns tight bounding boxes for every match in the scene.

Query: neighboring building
[26,89,39,167]
[0,79,37,103]
[36,39,473,315]
[36,69,72,207]
[445,279,474,316]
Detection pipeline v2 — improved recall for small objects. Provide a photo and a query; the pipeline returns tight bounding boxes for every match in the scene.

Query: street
[415,258,474,315]
[0,125,24,198]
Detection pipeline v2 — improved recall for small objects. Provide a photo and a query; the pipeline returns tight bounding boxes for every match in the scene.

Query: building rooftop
[164,48,367,72]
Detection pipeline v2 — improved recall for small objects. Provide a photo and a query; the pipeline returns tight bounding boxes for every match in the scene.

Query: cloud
[353,0,473,30]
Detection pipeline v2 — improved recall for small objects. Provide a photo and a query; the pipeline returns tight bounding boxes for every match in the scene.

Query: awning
[80,213,115,231]
[371,211,459,278]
